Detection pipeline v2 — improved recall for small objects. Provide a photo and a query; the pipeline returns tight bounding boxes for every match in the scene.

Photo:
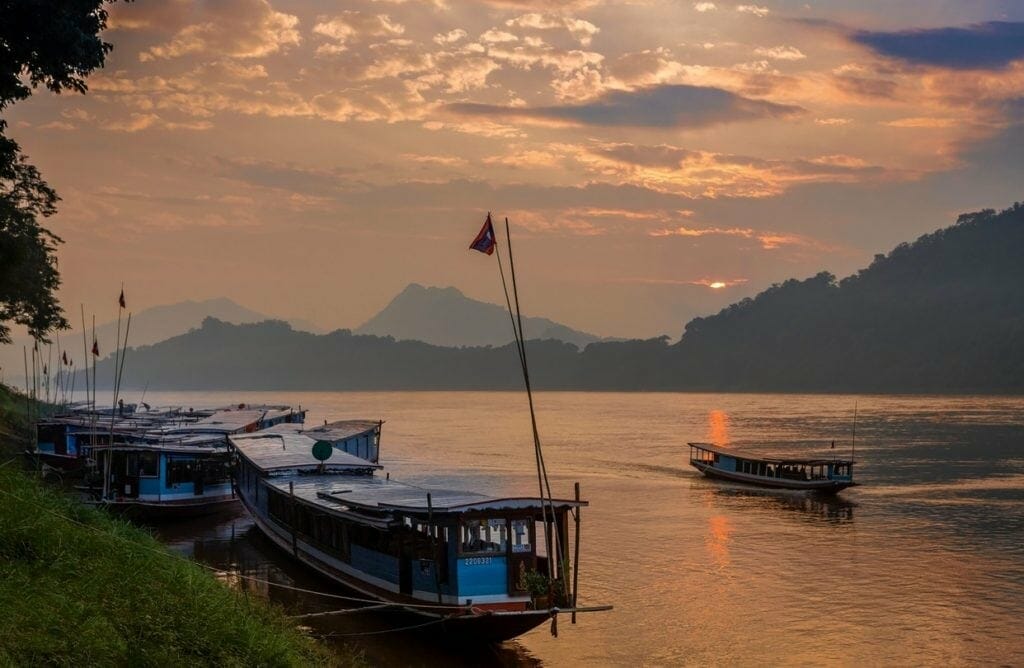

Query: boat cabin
[91,439,236,515]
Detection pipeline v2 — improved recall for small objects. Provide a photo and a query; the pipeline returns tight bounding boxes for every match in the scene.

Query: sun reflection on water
[707,409,730,445]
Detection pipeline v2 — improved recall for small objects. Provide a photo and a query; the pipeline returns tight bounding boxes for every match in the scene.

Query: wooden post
[427,493,443,605]
[22,347,31,442]
[289,480,298,556]
[572,482,581,624]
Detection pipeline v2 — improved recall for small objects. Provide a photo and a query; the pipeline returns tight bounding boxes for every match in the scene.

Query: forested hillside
[674,204,1024,391]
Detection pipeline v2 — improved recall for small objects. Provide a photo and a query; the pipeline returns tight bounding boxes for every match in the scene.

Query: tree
[0,0,117,342]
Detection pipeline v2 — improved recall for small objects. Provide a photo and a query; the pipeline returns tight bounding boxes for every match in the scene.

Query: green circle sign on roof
[312,440,334,462]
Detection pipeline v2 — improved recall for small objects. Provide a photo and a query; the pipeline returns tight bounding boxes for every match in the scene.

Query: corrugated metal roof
[266,474,585,516]
[260,419,381,441]
[231,431,380,472]
[688,442,855,465]
[165,409,266,434]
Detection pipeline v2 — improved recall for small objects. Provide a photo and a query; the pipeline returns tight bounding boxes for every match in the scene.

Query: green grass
[0,384,351,666]
[0,383,32,454]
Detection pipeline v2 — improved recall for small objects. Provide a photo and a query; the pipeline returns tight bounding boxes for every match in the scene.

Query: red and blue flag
[469,214,496,255]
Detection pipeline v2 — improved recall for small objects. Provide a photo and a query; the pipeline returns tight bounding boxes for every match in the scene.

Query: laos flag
[469,213,497,255]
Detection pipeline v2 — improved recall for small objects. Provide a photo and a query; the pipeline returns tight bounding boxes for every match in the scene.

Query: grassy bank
[0,384,346,666]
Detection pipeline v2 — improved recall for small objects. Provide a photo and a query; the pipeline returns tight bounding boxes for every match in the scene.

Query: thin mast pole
[46,342,53,407]
[851,400,858,464]
[502,217,560,579]
[54,333,62,407]
[23,346,31,439]
[115,313,131,403]
[571,481,581,624]
[493,238,554,576]
[81,305,90,410]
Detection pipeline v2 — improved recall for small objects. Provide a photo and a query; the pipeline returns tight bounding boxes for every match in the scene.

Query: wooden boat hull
[244,502,553,643]
[692,461,856,493]
[99,495,239,520]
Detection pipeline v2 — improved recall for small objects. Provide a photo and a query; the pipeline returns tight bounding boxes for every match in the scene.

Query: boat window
[166,457,196,487]
[511,518,532,554]
[460,518,508,555]
[138,451,158,477]
[201,458,231,484]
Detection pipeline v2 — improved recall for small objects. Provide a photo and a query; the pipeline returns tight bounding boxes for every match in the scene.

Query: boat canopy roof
[272,474,586,521]
[230,424,382,473]
[165,409,267,434]
[91,442,230,455]
[688,442,854,466]
[294,419,382,442]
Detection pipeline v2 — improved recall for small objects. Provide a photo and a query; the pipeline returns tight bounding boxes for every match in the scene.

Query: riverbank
[0,384,350,666]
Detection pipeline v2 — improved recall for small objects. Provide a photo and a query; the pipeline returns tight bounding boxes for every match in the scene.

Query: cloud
[400,154,469,167]
[649,225,817,249]
[754,46,806,61]
[736,5,769,17]
[446,84,803,128]
[139,0,300,61]
[504,13,600,46]
[606,49,686,88]
[480,29,518,43]
[883,117,958,128]
[434,29,467,45]
[693,3,717,12]
[575,141,890,198]
[208,156,353,194]
[832,66,898,99]
[94,111,214,133]
[313,12,404,55]
[851,21,1024,70]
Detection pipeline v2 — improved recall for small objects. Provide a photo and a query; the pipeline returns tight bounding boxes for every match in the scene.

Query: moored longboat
[230,421,607,642]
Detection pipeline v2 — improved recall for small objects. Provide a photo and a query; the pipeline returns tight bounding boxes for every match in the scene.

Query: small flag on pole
[469,213,497,255]
[119,289,126,309]
[92,339,99,357]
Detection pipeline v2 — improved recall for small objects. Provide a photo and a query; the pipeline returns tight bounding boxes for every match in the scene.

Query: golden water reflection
[706,515,732,569]
[707,409,730,445]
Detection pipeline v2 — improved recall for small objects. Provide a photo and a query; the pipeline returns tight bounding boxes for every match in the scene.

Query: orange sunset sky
[6,0,1024,339]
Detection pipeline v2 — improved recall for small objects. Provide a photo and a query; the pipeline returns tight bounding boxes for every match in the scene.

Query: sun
[708,281,727,289]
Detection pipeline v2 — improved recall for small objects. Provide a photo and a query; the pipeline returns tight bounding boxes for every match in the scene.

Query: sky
[6,0,1024,341]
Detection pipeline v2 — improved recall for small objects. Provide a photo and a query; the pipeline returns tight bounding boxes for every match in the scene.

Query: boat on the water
[231,421,608,642]
[688,442,856,493]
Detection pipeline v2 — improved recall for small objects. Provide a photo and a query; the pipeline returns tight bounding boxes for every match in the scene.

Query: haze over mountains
[355,284,609,348]
[81,203,1024,394]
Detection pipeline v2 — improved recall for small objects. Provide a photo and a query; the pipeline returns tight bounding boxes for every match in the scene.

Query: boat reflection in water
[702,485,856,524]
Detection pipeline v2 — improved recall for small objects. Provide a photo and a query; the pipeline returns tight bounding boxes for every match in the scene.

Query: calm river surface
[123,391,1023,666]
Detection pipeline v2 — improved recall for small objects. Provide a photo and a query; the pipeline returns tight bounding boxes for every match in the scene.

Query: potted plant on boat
[523,569,567,609]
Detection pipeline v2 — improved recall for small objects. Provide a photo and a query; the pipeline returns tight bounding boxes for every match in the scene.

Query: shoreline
[0,383,354,666]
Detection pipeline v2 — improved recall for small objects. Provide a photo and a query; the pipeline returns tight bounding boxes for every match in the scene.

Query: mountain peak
[357,285,603,348]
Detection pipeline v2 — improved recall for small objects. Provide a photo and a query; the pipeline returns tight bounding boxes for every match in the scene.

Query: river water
[125,391,1023,666]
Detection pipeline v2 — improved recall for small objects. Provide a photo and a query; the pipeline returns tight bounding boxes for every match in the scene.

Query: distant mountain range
[83,297,321,352]
[82,203,1024,393]
[355,283,608,348]
[0,298,318,385]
